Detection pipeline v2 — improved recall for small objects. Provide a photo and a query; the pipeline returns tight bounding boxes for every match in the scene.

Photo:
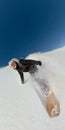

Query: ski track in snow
[0,47,65,129]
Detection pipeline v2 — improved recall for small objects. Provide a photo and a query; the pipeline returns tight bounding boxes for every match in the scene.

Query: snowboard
[45,88,60,117]
[33,78,60,117]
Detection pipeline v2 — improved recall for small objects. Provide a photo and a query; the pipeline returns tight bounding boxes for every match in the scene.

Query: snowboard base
[45,91,60,117]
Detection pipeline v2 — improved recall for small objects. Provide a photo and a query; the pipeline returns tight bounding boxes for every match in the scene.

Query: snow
[0,47,65,129]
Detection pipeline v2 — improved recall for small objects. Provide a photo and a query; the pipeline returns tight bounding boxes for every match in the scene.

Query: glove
[38,61,42,66]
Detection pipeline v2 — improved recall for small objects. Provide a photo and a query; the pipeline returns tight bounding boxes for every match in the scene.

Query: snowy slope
[0,47,65,130]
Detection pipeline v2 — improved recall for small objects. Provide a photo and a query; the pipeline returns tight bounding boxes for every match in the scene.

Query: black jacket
[14,59,42,84]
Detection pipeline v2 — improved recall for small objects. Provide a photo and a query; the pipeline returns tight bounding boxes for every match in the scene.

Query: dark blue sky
[0,0,65,66]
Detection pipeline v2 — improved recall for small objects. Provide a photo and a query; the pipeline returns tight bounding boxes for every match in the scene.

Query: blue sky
[0,0,65,66]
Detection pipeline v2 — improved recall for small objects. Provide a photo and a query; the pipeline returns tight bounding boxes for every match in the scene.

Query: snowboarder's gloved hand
[38,61,42,66]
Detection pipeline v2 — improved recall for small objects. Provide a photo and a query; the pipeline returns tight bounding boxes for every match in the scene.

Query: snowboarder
[9,58,42,84]
[9,58,60,117]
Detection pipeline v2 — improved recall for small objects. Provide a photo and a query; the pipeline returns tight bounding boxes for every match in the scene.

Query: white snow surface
[0,47,65,130]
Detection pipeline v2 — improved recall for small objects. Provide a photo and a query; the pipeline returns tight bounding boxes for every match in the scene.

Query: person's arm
[17,70,24,84]
[19,59,42,66]
[29,60,42,66]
